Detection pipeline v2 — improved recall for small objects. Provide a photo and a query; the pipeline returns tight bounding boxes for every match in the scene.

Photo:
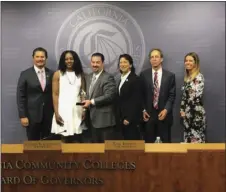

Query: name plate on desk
[23,140,62,151]
[105,140,145,151]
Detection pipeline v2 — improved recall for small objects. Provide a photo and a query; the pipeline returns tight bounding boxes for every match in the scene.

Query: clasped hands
[143,109,168,122]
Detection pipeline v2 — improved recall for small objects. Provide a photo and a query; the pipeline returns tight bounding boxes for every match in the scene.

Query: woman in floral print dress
[180,52,206,143]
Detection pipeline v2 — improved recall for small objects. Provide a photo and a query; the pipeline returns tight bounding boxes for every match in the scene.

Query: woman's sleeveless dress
[51,71,86,136]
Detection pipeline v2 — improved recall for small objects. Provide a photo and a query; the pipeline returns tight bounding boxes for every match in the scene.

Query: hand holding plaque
[76,89,86,106]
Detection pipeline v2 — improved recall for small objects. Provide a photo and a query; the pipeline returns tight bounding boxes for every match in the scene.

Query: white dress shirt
[119,71,131,94]
[143,67,162,112]
[152,67,162,88]
[34,65,46,87]
[90,70,103,105]
[92,69,103,82]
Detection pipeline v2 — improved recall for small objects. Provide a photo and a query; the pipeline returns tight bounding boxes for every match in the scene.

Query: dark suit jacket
[140,68,176,122]
[116,72,143,125]
[16,67,54,123]
[85,70,116,128]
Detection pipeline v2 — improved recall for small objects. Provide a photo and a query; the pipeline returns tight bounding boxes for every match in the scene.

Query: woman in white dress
[51,50,86,143]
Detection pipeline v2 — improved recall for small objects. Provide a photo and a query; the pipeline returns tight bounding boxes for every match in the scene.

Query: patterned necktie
[153,71,159,109]
[89,75,96,96]
[40,70,45,91]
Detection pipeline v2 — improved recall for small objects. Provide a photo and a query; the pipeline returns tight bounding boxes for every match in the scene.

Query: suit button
[43,103,45,106]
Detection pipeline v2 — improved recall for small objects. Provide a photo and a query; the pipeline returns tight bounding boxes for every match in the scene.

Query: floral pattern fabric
[180,73,206,143]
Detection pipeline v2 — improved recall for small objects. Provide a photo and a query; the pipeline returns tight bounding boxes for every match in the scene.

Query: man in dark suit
[140,48,176,143]
[115,54,143,140]
[17,47,54,140]
[82,53,116,143]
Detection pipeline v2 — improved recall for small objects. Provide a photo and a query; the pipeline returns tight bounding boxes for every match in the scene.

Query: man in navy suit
[140,48,176,143]
[17,47,54,140]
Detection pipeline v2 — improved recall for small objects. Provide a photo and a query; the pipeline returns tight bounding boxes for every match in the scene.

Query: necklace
[66,72,76,85]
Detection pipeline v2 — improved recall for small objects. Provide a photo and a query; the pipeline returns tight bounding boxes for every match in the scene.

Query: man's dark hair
[91,52,105,62]
[32,47,48,58]
[149,48,164,58]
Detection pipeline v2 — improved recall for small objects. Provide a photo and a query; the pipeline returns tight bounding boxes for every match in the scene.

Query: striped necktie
[89,75,96,96]
[153,72,159,109]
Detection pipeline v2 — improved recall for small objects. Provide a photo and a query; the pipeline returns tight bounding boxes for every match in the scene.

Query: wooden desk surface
[2,143,225,192]
[1,143,225,153]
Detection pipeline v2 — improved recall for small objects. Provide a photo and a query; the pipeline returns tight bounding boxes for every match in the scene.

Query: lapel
[159,69,167,96]
[44,68,51,92]
[116,76,121,96]
[32,67,42,91]
[89,71,105,99]
[119,72,132,96]
[148,68,154,93]
[86,73,92,93]
[116,78,121,90]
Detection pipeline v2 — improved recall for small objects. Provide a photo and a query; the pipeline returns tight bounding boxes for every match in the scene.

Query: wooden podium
[1,141,225,192]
